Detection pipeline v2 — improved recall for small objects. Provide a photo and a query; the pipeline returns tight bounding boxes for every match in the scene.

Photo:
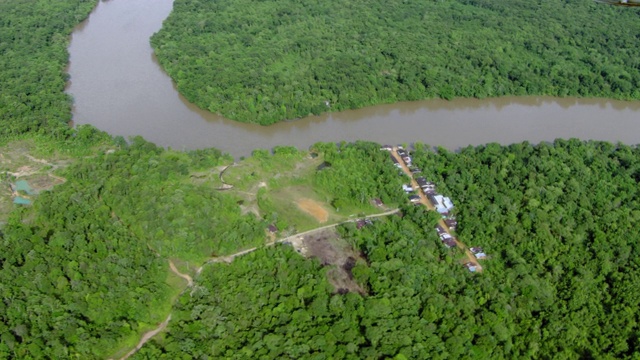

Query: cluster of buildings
[382,145,487,272]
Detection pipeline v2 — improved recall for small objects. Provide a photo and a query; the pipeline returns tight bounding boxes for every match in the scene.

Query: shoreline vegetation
[151,0,640,125]
[1,0,640,359]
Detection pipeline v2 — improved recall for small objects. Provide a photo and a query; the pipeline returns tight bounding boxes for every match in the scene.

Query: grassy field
[218,148,386,234]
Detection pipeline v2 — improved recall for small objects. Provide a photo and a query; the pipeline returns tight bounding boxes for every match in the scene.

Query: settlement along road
[390,147,483,271]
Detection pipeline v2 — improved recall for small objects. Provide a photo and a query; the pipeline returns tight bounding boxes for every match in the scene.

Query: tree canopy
[0,0,97,139]
[152,0,640,124]
[133,140,640,359]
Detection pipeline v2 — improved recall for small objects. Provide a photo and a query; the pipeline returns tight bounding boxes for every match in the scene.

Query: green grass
[221,149,393,233]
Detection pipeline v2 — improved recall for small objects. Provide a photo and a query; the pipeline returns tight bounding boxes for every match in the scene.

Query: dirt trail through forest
[216,163,235,190]
[390,148,483,271]
[169,260,193,287]
[118,314,171,360]
[115,260,192,359]
[196,208,399,273]
[122,207,400,358]
[4,153,67,182]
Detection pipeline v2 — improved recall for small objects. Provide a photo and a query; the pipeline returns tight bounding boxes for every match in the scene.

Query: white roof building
[433,195,454,214]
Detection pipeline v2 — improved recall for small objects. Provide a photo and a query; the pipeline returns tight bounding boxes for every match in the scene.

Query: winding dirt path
[169,260,193,287]
[122,208,400,358]
[118,314,171,360]
[216,163,235,190]
[114,260,192,359]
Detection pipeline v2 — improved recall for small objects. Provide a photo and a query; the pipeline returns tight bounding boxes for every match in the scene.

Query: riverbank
[67,0,640,158]
[152,0,640,125]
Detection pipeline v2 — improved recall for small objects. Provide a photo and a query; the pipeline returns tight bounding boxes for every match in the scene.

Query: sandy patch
[297,198,329,223]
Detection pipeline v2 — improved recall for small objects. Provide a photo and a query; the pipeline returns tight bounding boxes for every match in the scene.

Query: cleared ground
[296,198,329,222]
[0,140,71,224]
[215,152,372,232]
[290,228,366,294]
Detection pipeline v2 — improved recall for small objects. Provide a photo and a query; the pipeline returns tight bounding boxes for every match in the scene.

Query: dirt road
[169,260,193,287]
[390,148,482,271]
[196,208,401,274]
[118,314,172,360]
[121,207,401,358]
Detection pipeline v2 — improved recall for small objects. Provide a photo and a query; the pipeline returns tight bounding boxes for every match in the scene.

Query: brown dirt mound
[297,198,329,223]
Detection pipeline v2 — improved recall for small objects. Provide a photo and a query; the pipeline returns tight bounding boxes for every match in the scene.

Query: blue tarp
[14,180,35,195]
[13,196,32,205]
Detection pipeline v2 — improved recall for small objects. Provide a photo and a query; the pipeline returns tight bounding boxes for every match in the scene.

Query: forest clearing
[295,228,367,294]
[219,148,394,232]
[296,198,329,222]
[0,140,71,222]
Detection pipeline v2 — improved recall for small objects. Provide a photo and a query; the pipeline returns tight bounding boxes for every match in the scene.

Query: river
[66,0,640,158]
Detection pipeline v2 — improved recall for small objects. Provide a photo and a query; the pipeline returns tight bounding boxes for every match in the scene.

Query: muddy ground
[294,228,366,295]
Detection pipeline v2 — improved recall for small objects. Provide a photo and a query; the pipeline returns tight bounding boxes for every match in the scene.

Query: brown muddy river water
[66,0,640,158]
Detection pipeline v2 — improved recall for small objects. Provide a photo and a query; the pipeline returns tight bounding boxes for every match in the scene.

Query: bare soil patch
[28,174,65,192]
[297,198,329,223]
[300,229,366,295]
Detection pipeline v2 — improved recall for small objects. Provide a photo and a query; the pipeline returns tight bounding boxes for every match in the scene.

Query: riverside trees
[0,0,97,139]
[152,0,640,124]
[0,1,265,356]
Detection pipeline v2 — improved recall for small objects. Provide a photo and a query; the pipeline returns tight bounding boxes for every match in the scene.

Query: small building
[475,252,487,259]
[444,218,458,230]
[423,188,436,195]
[409,195,421,203]
[373,198,384,207]
[470,247,484,254]
[13,197,31,205]
[431,194,454,214]
[402,184,414,193]
[442,238,457,248]
[435,224,447,236]
[390,155,402,168]
[464,262,478,272]
[267,224,278,233]
[427,193,439,207]
[421,181,436,192]
[380,145,393,151]
[14,180,36,196]
[409,167,421,174]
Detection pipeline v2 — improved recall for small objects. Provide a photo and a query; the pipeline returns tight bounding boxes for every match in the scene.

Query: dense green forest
[0,180,170,358]
[152,0,640,124]
[0,0,261,357]
[0,135,267,358]
[312,141,406,209]
[133,140,640,359]
[0,0,97,139]
[3,0,640,358]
